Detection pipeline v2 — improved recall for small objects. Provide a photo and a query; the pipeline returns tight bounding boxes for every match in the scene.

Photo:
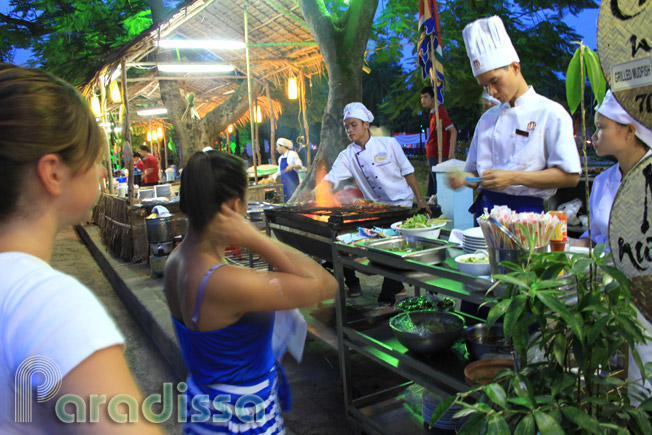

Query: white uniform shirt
[324,136,415,206]
[580,163,620,246]
[580,150,652,246]
[465,87,581,199]
[274,150,302,179]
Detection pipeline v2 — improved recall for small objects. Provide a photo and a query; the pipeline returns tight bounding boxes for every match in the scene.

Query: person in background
[420,86,457,198]
[320,102,430,307]
[164,150,338,434]
[0,64,160,434]
[448,15,581,220]
[575,90,652,400]
[133,151,145,173]
[273,137,303,202]
[138,144,159,186]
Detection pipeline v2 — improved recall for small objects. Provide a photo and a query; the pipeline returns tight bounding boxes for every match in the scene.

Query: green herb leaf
[533,410,565,435]
[457,413,486,435]
[514,413,535,435]
[429,395,455,427]
[566,48,582,115]
[552,333,567,367]
[487,412,510,435]
[512,373,536,409]
[560,405,601,434]
[583,47,607,106]
[504,294,527,341]
[483,384,508,409]
[487,299,512,328]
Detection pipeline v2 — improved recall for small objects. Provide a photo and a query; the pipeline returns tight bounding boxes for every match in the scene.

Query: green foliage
[432,244,651,433]
[566,45,607,115]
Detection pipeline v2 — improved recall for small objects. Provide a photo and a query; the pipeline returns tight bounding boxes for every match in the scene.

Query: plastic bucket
[435,172,473,230]
[487,245,548,276]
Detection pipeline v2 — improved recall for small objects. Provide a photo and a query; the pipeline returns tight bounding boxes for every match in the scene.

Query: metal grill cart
[332,240,493,434]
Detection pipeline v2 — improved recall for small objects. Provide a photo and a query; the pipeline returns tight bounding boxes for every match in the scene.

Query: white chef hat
[463,16,520,77]
[343,102,374,123]
[598,90,652,147]
[276,137,293,149]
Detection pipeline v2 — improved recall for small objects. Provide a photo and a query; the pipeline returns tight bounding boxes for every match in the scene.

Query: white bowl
[391,221,446,239]
[455,253,491,275]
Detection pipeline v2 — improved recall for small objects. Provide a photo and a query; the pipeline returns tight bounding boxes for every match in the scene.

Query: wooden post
[244,5,258,183]
[266,83,276,165]
[121,59,135,202]
[300,72,311,168]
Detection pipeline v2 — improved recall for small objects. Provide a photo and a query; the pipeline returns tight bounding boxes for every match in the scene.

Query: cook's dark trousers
[462,189,544,319]
[322,262,360,289]
[378,278,403,305]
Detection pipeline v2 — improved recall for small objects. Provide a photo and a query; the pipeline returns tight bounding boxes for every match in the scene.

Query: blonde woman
[0,64,159,433]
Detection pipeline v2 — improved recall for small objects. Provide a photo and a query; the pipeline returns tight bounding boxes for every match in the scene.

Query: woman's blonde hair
[0,64,106,220]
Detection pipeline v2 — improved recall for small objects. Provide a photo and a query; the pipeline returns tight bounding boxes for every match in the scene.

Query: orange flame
[314,160,340,208]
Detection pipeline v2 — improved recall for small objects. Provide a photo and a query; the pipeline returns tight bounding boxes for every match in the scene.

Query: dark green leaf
[429,395,455,427]
[551,373,575,398]
[452,407,478,419]
[457,413,486,435]
[533,410,565,435]
[504,294,527,340]
[628,408,652,434]
[616,314,646,342]
[514,413,535,435]
[487,299,512,328]
[566,48,582,114]
[560,406,601,434]
[512,373,536,410]
[552,333,567,367]
[495,274,531,289]
[487,412,510,435]
[508,397,535,408]
[483,384,507,409]
[638,398,652,412]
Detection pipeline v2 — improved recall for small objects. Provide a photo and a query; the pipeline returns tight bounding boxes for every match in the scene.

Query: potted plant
[431,234,652,434]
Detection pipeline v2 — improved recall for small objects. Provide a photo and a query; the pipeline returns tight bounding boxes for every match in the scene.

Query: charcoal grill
[264,205,419,260]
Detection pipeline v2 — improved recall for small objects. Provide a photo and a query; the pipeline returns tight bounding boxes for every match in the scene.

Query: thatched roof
[82,0,323,125]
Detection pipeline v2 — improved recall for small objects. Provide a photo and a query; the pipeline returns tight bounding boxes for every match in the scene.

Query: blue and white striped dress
[170,264,290,434]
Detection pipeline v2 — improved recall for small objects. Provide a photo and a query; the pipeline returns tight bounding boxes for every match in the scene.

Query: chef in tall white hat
[448,15,581,220]
[320,102,429,306]
[273,137,303,202]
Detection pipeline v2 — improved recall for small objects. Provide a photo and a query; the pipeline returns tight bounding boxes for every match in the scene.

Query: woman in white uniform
[577,90,652,402]
[273,138,303,202]
[579,90,652,246]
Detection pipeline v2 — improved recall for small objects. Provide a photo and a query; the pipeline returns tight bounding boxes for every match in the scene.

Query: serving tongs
[487,217,527,250]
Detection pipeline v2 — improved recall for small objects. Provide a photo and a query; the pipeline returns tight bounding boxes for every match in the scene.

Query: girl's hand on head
[210,204,258,247]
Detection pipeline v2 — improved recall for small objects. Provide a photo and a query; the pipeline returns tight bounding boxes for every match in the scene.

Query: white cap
[463,16,520,77]
[598,90,652,147]
[343,102,374,123]
[276,137,293,149]
[202,146,213,152]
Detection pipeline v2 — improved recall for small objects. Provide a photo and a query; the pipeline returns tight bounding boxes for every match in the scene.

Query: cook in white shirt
[449,16,581,219]
[322,102,429,212]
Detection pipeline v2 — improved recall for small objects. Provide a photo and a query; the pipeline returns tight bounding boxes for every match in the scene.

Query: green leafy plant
[431,242,652,434]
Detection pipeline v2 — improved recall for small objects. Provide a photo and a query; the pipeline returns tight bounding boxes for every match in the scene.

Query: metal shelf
[332,239,488,434]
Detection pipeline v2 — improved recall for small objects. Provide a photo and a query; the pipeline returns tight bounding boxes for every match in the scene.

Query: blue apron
[469,189,544,223]
[280,155,300,202]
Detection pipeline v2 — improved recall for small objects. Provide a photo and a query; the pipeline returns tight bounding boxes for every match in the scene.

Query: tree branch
[0,12,48,36]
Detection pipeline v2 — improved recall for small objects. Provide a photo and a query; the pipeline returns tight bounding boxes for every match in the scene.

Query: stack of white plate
[155,183,172,198]
[462,227,487,254]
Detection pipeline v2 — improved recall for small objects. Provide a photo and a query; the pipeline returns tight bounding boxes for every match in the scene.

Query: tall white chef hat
[598,90,652,147]
[343,102,374,123]
[276,137,293,149]
[463,16,520,77]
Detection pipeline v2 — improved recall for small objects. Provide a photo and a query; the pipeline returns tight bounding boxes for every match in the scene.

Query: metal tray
[358,236,454,269]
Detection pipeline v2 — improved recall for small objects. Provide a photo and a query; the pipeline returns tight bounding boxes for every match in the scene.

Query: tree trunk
[293,0,379,202]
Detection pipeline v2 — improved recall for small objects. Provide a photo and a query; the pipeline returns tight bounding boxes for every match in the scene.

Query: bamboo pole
[266,83,277,165]
[161,120,168,171]
[300,72,311,168]
[121,59,135,202]
[99,84,115,195]
[244,5,258,183]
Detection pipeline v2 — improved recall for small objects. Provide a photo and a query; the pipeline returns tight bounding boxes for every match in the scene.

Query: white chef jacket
[274,150,303,179]
[580,150,652,246]
[465,87,581,199]
[324,136,415,206]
